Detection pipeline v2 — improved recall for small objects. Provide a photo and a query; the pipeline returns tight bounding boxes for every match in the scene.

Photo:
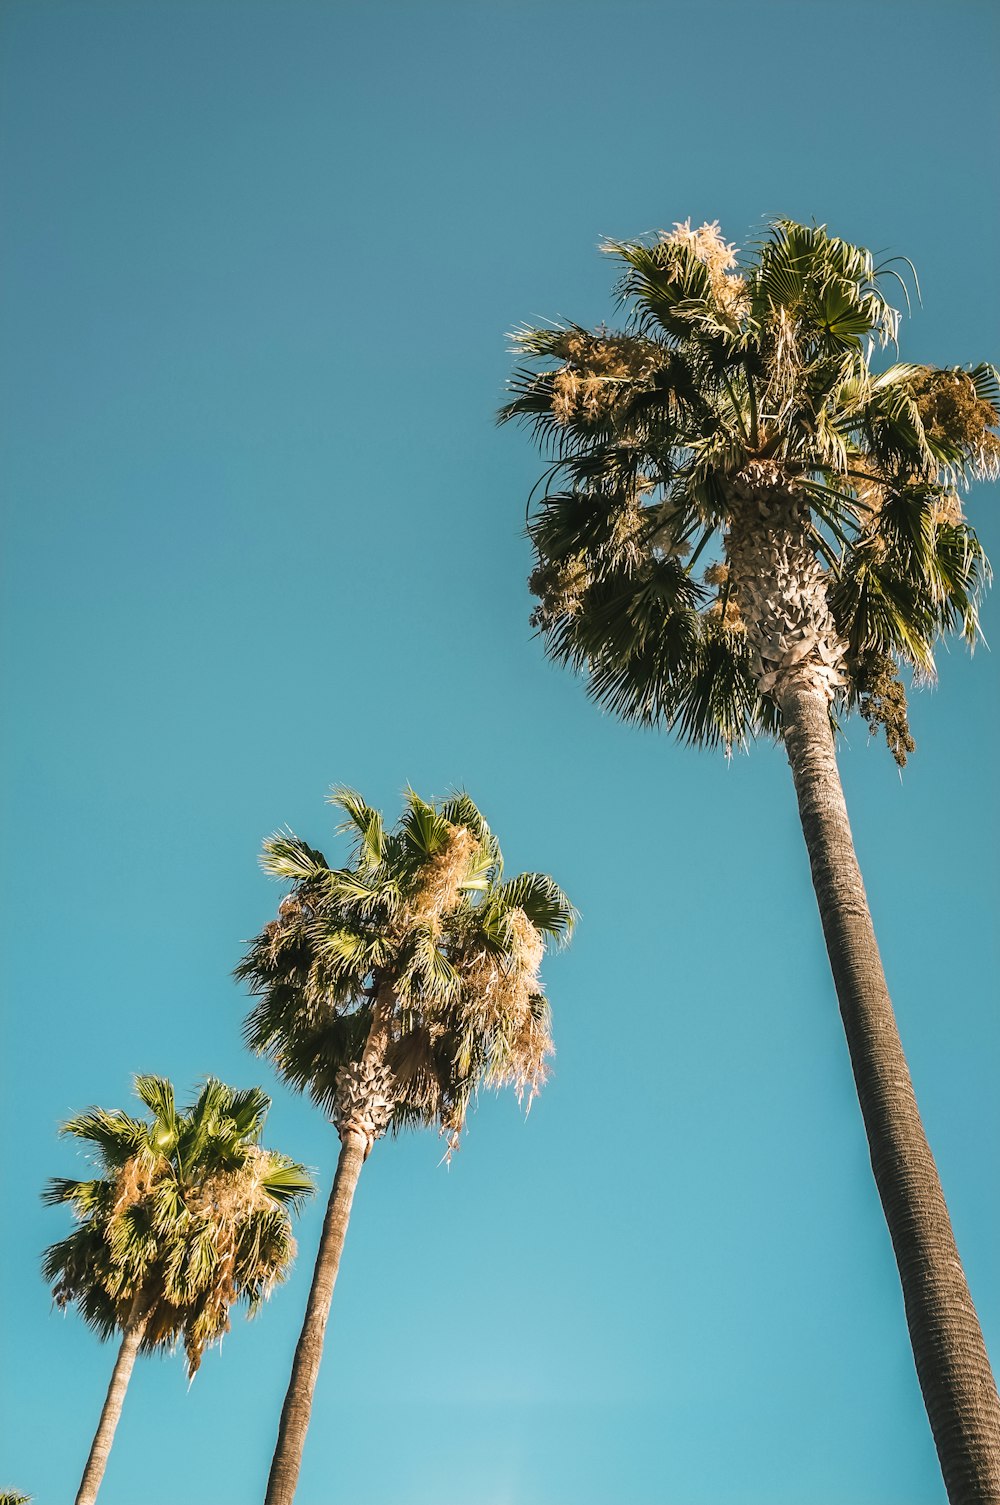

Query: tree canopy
[502,219,999,758]
[237,787,574,1149]
[43,1076,313,1376]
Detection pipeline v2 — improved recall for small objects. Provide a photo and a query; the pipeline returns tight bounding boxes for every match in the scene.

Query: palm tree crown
[239,788,573,1505]
[43,1075,314,1376]
[237,787,575,1151]
[502,218,998,759]
[502,219,1000,1502]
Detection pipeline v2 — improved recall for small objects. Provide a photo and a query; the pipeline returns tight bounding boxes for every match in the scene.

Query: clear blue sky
[2,3,997,1502]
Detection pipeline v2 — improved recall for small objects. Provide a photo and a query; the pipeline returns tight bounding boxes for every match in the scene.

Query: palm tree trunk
[779,676,1000,1504]
[75,1311,147,1505]
[263,1129,368,1505]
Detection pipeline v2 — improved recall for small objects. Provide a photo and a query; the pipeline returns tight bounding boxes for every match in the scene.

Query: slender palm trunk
[75,1312,147,1505]
[263,1130,368,1505]
[779,677,1000,1504]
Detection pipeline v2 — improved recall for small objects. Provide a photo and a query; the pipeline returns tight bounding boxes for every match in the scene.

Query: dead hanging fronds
[930,491,964,527]
[550,330,655,425]
[454,908,552,1107]
[406,824,478,926]
[386,1025,441,1104]
[112,1152,166,1218]
[664,219,747,314]
[769,303,805,410]
[508,907,545,977]
[189,1147,269,1223]
[263,892,313,963]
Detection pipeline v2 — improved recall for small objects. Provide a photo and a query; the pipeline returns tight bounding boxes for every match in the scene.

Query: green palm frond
[399,790,453,860]
[133,1076,178,1151]
[261,832,331,883]
[258,1160,316,1210]
[41,1176,88,1209]
[315,925,389,973]
[60,1109,149,1163]
[329,785,386,869]
[489,873,576,939]
[221,1084,271,1140]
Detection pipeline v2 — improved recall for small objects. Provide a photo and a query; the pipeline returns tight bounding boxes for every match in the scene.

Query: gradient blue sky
[2,3,998,1503]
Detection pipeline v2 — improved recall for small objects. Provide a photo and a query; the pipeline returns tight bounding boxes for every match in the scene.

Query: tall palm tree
[501,218,1000,1504]
[237,786,574,1505]
[43,1075,313,1505]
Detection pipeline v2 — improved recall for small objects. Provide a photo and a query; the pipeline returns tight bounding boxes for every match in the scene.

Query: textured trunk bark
[779,676,1000,1504]
[75,1313,146,1505]
[263,1130,368,1505]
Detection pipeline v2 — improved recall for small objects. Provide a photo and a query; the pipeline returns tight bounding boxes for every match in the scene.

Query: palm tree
[43,1075,313,1505]
[501,218,1000,1503]
[237,786,574,1505]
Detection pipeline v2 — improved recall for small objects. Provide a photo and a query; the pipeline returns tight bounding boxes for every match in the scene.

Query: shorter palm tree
[43,1075,314,1505]
[237,787,574,1505]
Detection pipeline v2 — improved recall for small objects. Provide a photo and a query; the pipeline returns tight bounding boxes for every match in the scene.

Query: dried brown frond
[509,906,545,976]
[112,1152,165,1217]
[768,304,805,405]
[455,908,552,1106]
[930,491,964,527]
[189,1148,270,1223]
[407,824,478,925]
[704,561,728,588]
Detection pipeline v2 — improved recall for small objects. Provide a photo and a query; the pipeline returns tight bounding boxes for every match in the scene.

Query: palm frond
[399,790,453,859]
[60,1109,149,1164]
[258,1160,316,1210]
[490,873,576,940]
[261,832,331,883]
[329,786,386,869]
